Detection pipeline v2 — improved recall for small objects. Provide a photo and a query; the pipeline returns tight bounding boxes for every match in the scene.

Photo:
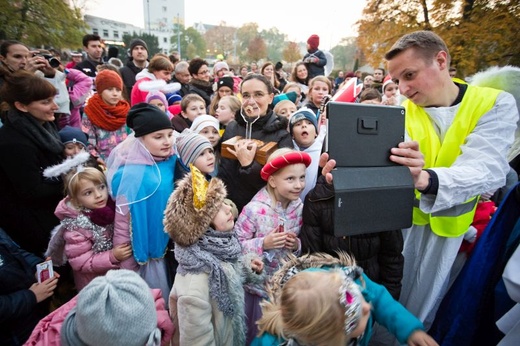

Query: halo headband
[260,151,311,181]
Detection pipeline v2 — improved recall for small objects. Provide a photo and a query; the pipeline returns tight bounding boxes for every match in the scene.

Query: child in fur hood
[163,166,264,346]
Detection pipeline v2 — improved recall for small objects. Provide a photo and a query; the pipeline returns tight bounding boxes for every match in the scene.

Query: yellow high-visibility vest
[404,85,502,237]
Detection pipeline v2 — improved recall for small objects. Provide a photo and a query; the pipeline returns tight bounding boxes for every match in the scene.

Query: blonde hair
[64,167,107,202]
[265,148,299,202]
[259,271,348,345]
[180,93,205,112]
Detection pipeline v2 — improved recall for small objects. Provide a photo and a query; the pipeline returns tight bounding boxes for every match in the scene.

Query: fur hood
[163,173,227,247]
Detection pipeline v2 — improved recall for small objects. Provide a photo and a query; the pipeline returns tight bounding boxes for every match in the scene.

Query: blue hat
[289,108,318,135]
[165,92,182,105]
[273,91,298,106]
[59,126,89,148]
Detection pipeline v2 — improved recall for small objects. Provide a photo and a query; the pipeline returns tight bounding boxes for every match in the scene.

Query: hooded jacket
[217,110,292,212]
[300,175,404,299]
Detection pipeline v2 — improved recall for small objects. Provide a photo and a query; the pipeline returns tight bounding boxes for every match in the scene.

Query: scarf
[175,228,242,316]
[84,198,116,227]
[84,94,130,131]
[6,108,63,155]
[189,78,214,95]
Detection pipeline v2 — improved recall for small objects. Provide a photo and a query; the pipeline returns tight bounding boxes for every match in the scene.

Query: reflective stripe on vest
[405,85,501,237]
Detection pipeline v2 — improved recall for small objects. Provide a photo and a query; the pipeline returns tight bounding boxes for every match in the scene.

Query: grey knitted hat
[60,269,161,346]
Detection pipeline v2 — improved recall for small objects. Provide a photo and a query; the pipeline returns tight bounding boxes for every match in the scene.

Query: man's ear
[436,51,449,71]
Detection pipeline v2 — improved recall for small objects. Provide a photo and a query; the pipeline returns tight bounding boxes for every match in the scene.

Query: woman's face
[296,64,308,80]
[0,44,30,71]
[241,78,274,117]
[16,96,58,124]
[195,64,211,82]
[309,81,330,106]
[153,69,172,82]
[262,64,274,78]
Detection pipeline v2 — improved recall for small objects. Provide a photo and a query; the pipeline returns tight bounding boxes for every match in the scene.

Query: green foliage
[236,23,259,62]
[261,28,287,63]
[247,36,267,62]
[123,32,161,57]
[0,0,87,49]
[330,37,358,72]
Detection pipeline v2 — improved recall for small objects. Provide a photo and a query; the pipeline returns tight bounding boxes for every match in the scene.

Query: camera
[34,53,60,68]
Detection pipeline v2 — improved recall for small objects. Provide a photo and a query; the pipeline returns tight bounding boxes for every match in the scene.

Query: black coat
[0,117,64,256]
[300,175,404,299]
[120,61,144,100]
[303,49,327,79]
[0,228,47,345]
[187,79,214,108]
[74,58,102,78]
[218,110,292,212]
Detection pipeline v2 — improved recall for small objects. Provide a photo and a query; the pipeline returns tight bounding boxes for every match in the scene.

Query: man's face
[175,69,191,84]
[373,69,384,82]
[84,40,103,61]
[388,48,444,107]
[132,45,148,62]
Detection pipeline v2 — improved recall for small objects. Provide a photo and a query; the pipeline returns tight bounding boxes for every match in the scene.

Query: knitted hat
[164,170,227,247]
[95,69,123,94]
[165,93,182,105]
[307,34,320,50]
[190,114,220,134]
[217,76,234,91]
[60,270,160,346]
[59,126,89,148]
[127,102,173,137]
[130,38,149,53]
[213,61,229,74]
[175,129,213,167]
[289,108,318,135]
[145,91,168,108]
[273,91,298,106]
[382,74,395,93]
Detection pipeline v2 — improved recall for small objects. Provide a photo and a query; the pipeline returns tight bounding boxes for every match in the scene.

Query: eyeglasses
[198,69,210,75]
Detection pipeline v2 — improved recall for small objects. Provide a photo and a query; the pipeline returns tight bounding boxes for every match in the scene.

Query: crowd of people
[0,29,519,346]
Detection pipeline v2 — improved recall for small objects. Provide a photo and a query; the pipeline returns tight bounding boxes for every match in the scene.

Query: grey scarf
[6,108,63,155]
[175,228,242,316]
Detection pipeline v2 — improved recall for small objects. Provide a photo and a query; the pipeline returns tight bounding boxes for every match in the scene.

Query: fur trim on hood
[163,173,227,247]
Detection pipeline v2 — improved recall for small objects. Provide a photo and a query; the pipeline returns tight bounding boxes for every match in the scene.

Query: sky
[84,0,367,49]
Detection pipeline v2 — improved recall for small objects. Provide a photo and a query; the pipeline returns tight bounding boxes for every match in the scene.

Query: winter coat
[300,175,404,299]
[24,288,174,346]
[66,68,93,128]
[303,49,327,79]
[0,229,47,346]
[130,69,155,106]
[0,112,63,256]
[52,198,120,291]
[74,58,102,78]
[170,256,262,346]
[218,111,293,212]
[235,187,302,297]
[120,60,146,101]
[187,79,214,108]
[171,76,191,97]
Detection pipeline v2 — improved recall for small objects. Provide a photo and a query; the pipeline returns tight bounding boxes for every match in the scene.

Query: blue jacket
[252,269,423,346]
[0,228,47,345]
[303,49,327,79]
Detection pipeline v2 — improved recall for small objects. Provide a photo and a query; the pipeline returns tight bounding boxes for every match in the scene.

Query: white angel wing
[323,50,334,77]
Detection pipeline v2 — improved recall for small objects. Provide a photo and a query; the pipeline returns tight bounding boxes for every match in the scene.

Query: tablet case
[326,102,405,167]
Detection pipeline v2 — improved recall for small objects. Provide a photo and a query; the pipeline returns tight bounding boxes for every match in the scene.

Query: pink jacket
[66,68,93,128]
[24,289,174,346]
[54,198,120,290]
[130,76,153,106]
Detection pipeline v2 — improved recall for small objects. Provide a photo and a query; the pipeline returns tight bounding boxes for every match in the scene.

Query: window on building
[163,37,167,43]
[123,31,129,37]
[162,6,167,11]
[113,30,119,38]
[93,28,98,35]
[103,29,109,37]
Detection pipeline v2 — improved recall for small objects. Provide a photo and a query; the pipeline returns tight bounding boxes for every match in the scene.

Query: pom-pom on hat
[129,38,149,53]
[175,129,213,167]
[261,151,312,181]
[145,91,168,108]
[95,69,123,95]
[164,168,227,247]
[307,34,320,50]
[289,108,318,135]
[190,114,220,135]
[217,76,234,91]
[60,269,160,346]
[126,102,173,137]
[59,126,89,148]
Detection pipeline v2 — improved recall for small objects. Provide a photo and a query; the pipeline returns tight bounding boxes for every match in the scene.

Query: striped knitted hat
[175,129,212,167]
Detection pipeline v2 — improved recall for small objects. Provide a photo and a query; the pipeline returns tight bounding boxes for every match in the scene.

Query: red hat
[307,35,320,50]
[261,151,311,181]
[95,70,123,94]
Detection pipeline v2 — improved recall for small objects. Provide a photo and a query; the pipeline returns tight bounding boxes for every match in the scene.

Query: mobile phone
[278,217,285,233]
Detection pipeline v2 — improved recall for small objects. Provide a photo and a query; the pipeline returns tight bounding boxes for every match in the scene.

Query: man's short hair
[175,61,189,74]
[384,30,450,65]
[83,34,101,48]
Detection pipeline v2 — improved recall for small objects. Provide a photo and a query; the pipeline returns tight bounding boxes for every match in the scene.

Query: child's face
[199,125,220,147]
[292,119,317,148]
[64,143,86,158]
[216,99,235,125]
[276,103,297,119]
[348,296,372,339]
[74,179,108,210]
[309,81,329,106]
[384,82,399,98]
[182,101,206,122]
[218,86,233,98]
[193,148,215,174]
[140,129,174,158]
[100,87,122,106]
[212,203,235,232]
[149,99,166,112]
[268,163,306,206]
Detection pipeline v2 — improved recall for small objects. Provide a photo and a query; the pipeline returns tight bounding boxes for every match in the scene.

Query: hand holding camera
[27,51,59,76]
